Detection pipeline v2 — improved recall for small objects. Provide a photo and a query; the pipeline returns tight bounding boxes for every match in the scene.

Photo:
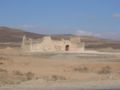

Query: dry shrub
[97,66,112,74]
[0,62,4,65]
[0,68,7,72]
[0,79,17,85]
[13,70,24,76]
[50,75,66,81]
[0,56,8,60]
[43,75,66,81]
[0,70,35,86]
[13,71,35,81]
[25,72,35,80]
[73,66,89,73]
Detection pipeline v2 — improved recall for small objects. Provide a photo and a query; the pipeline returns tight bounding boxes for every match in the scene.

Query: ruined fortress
[21,35,85,52]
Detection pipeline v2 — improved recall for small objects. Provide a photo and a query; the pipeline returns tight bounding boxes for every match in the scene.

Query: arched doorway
[65,45,69,51]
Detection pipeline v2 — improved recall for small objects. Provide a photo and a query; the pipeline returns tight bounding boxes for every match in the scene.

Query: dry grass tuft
[0,68,7,72]
[43,75,66,81]
[73,66,89,73]
[0,62,4,65]
[50,75,66,81]
[13,70,24,76]
[25,72,35,80]
[97,66,112,74]
[0,56,9,60]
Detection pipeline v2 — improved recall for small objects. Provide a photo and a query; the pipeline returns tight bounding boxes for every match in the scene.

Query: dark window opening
[65,45,69,51]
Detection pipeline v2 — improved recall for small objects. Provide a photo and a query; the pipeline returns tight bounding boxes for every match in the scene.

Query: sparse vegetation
[50,75,66,81]
[0,62,4,65]
[0,68,7,72]
[0,42,119,87]
[97,66,112,74]
[0,56,9,60]
[73,66,89,73]
[25,72,35,80]
[43,75,66,81]
[13,70,24,76]
[0,70,36,86]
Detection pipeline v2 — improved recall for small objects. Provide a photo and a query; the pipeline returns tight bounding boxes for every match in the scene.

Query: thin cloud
[75,30,120,40]
[75,30,94,36]
[16,24,42,31]
[112,13,120,18]
[20,24,39,29]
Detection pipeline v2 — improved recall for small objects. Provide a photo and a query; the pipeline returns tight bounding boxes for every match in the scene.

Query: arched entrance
[65,45,69,51]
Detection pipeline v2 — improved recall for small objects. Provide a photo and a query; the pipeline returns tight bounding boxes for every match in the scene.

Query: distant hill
[79,35,120,49]
[0,26,45,42]
[50,34,120,50]
[0,26,120,50]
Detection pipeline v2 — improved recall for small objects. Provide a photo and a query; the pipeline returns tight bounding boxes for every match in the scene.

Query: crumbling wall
[21,35,85,52]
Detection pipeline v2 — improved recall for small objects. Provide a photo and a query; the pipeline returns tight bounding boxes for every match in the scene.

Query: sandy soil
[0,48,120,88]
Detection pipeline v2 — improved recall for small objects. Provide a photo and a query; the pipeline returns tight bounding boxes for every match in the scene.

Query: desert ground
[0,27,120,89]
[0,47,120,90]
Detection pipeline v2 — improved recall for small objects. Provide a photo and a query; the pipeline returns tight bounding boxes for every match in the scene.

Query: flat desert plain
[0,48,120,89]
